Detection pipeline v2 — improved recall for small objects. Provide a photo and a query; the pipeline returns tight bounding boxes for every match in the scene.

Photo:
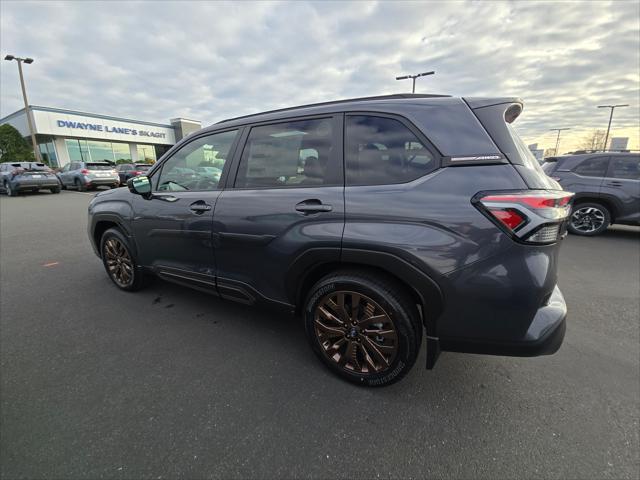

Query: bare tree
[578,129,607,151]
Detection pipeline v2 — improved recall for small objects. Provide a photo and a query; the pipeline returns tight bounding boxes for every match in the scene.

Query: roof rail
[216,93,451,124]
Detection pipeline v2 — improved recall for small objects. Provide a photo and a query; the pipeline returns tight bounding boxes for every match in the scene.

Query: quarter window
[155,130,237,191]
[234,118,334,188]
[610,156,639,180]
[345,115,435,186]
[573,157,609,177]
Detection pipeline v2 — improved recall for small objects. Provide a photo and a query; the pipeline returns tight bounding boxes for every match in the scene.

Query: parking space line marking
[42,262,60,267]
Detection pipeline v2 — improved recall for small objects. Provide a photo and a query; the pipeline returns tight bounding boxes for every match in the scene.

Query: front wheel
[50,186,61,194]
[100,228,146,291]
[5,182,17,197]
[568,202,611,236]
[304,270,422,387]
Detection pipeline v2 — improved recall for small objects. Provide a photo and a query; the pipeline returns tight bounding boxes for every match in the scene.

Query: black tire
[568,202,611,236]
[75,178,86,192]
[5,181,17,197]
[303,269,422,387]
[100,227,146,291]
[50,186,61,194]
[60,181,67,190]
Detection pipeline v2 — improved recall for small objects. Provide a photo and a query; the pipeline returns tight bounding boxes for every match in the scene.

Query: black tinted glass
[345,116,435,186]
[573,157,608,177]
[610,156,639,180]
[235,118,333,188]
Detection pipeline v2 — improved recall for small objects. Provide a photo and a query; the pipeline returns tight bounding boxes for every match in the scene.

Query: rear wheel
[100,228,146,291]
[50,186,61,194]
[304,270,422,387]
[568,202,610,236]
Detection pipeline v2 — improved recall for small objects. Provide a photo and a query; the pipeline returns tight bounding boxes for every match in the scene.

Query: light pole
[4,54,41,162]
[598,104,629,152]
[549,128,570,155]
[395,70,435,93]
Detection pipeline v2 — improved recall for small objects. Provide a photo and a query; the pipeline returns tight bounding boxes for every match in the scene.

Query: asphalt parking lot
[1,190,638,480]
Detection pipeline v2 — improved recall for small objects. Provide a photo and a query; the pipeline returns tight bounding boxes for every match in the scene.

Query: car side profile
[88,94,572,386]
[542,152,640,235]
[58,161,120,191]
[1,162,61,196]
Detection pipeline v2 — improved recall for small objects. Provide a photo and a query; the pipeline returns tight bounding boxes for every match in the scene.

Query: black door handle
[295,200,332,214]
[606,182,623,187]
[190,201,212,214]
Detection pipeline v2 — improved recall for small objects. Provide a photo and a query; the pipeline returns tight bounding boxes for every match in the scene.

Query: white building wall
[53,137,70,165]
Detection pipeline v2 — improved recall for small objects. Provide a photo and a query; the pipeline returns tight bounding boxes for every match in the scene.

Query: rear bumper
[439,285,567,357]
[87,178,119,186]
[13,180,60,190]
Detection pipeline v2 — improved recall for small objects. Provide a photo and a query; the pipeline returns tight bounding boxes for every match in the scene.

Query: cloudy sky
[1,0,638,152]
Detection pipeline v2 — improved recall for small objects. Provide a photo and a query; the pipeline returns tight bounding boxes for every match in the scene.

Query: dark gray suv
[542,152,640,235]
[88,94,573,386]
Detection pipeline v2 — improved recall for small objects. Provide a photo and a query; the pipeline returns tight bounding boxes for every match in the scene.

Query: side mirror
[127,175,151,196]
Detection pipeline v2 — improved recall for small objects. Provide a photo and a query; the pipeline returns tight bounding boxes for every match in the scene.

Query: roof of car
[215,93,454,127]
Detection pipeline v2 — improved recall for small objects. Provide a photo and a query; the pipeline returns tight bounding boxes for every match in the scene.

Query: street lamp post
[4,54,41,162]
[395,71,435,93]
[549,128,571,156]
[597,104,629,152]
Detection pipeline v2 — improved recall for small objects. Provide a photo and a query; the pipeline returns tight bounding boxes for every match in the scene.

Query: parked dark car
[543,152,639,235]
[58,161,120,191]
[0,162,61,196]
[88,94,572,386]
[116,163,153,186]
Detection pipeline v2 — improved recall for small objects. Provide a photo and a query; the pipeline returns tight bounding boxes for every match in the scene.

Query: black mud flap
[426,335,441,370]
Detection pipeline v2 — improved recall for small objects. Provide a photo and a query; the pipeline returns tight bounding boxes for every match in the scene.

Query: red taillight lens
[81,169,89,174]
[132,171,141,176]
[12,168,24,176]
[488,208,526,231]
[476,190,574,244]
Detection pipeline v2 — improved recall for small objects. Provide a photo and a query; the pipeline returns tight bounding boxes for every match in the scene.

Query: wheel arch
[92,215,134,258]
[572,194,619,221]
[289,248,444,334]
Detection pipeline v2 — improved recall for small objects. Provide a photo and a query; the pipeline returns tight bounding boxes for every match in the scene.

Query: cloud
[1,0,638,151]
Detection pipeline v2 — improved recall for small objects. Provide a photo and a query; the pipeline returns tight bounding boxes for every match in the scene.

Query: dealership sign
[56,120,167,139]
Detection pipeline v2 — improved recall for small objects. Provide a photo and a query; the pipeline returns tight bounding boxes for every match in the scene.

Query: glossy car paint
[89,95,569,367]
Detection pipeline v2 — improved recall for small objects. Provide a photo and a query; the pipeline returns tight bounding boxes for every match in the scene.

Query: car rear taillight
[475,190,574,244]
[81,169,90,174]
[132,171,141,176]
[11,168,25,176]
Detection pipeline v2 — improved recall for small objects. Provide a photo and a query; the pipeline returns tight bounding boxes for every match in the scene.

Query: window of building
[235,118,333,189]
[112,143,132,164]
[345,115,435,186]
[87,141,114,162]
[610,156,639,180]
[137,145,157,163]
[573,156,609,177]
[155,130,237,191]
[38,140,58,167]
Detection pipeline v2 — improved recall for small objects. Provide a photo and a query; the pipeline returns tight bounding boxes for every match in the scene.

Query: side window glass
[234,118,333,188]
[610,157,639,180]
[155,130,237,191]
[573,157,608,177]
[345,115,435,186]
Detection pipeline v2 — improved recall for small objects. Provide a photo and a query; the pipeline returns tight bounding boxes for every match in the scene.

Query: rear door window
[234,118,335,188]
[573,156,609,177]
[609,156,640,180]
[345,115,435,186]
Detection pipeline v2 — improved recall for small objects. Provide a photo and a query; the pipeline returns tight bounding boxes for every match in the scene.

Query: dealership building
[0,105,202,167]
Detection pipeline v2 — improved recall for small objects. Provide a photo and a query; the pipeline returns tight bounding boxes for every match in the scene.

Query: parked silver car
[0,162,61,196]
[57,161,120,191]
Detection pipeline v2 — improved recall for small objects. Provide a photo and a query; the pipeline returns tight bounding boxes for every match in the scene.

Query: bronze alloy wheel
[103,238,134,288]
[313,291,398,374]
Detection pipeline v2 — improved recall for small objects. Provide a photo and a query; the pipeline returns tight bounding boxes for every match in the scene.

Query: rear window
[87,163,112,170]
[541,159,557,173]
[28,163,50,171]
[135,164,151,170]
